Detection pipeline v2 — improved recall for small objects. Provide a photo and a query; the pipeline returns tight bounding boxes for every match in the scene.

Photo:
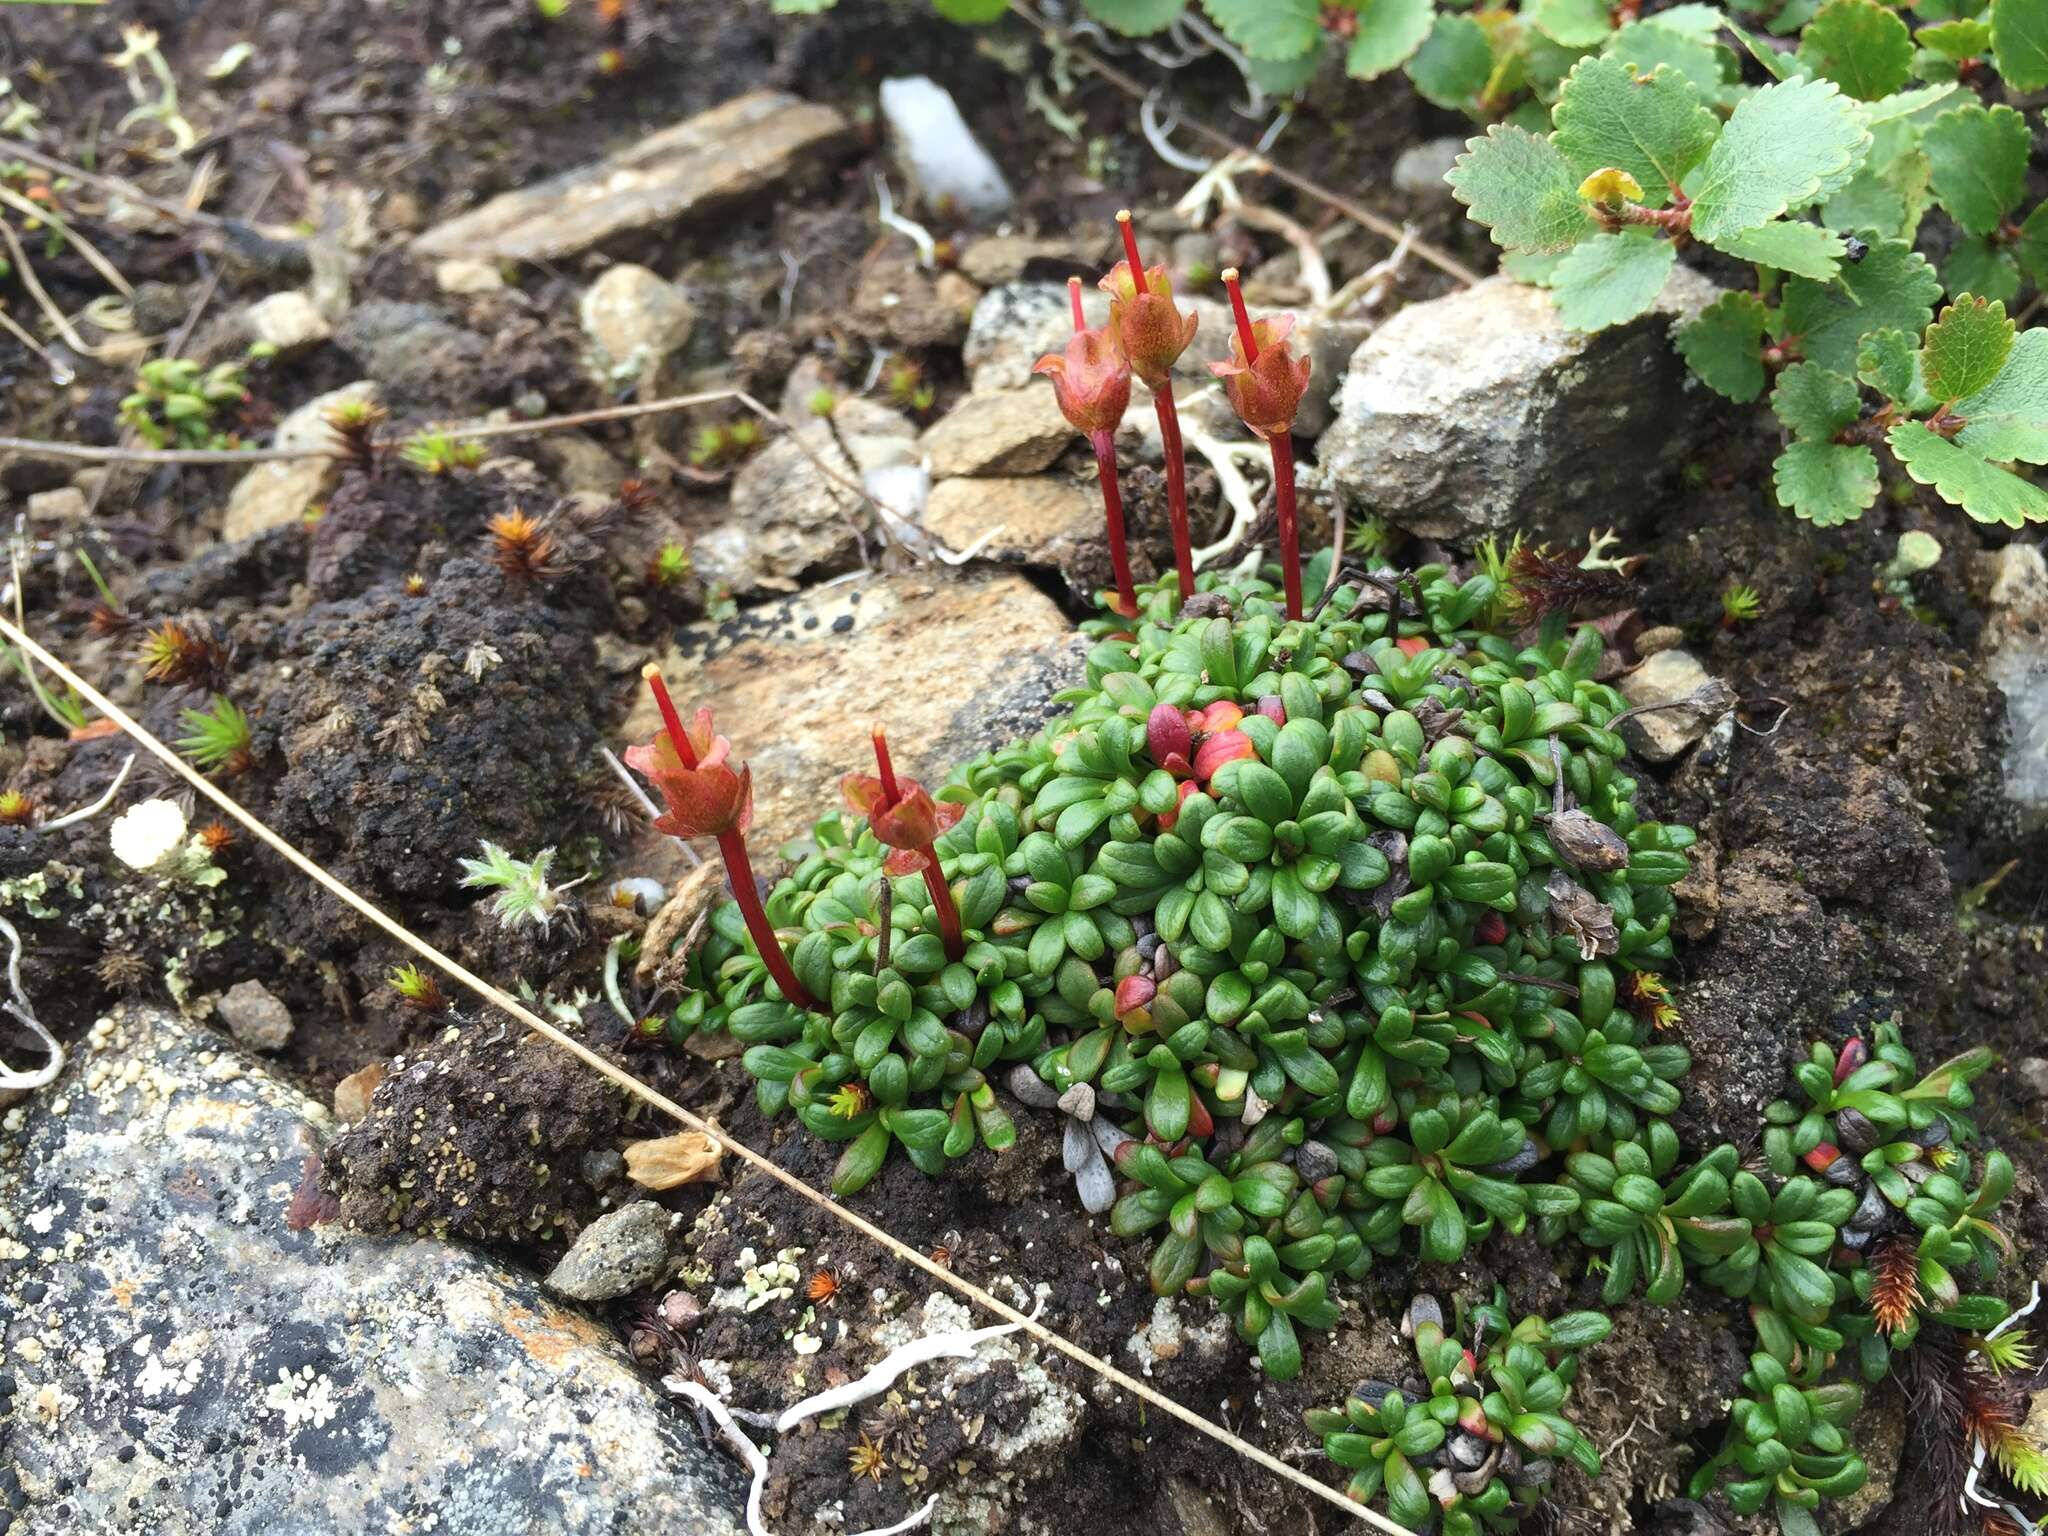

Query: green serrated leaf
[1709,221,1847,281]
[1923,105,2030,237]
[1942,240,2022,305]
[1553,58,1718,209]
[1857,327,1920,403]
[1531,0,1613,48]
[1447,125,1598,254]
[1820,127,1931,244]
[1921,296,2016,403]
[1798,0,1913,98]
[1678,291,1770,402]
[1774,441,1882,524]
[2014,202,2048,284]
[1724,17,1796,79]
[1954,328,2048,464]
[1605,18,1741,107]
[1861,83,1961,125]
[1690,78,1871,242]
[1992,0,2048,91]
[1780,237,1941,374]
[1550,229,1678,331]
[1200,0,1320,60]
[1345,0,1436,79]
[1888,420,2048,525]
[1408,13,1495,111]
[1082,0,1188,33]
[1772,361,1863,440]
[1919,18,1994,58]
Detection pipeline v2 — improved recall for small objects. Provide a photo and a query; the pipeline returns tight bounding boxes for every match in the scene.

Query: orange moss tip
[848,1432,887,1482]
[807,1269,840,1304]
[197,821,236,853]
[485,509,564,583]
[138,620,231,688]
[0,791,35,826]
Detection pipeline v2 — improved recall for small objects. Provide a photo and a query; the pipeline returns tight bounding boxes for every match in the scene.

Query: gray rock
[435,258,505,295]
[698,402,916,594]
[1315,272,1722,541]
[334,300,486,412]
[0,1005,747,1534]
[879,76,1013,222]
[546,1201,672,1301]
[216,978,294,1052]
[965,281,1238,393]
[414,91,854,262]
[961,234,1092,287]
[2017,1056,2048,1099]
[25,486,88,523]
[1975,543,2048,831]
[1391,137,1466,202]
[223,380,378,542]
[245,290,333,353]
[1619,649,1727,763]
[580,264,694,387]
[922,387,1074,477]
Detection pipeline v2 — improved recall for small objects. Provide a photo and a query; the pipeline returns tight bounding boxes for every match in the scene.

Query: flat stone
[545,1201,672,1302]
[1391,137,1465,201]
[245,290,332,352]
[580,263,695,385]
[879,76,1013,223]
[25,486,88,523]
[413,91,855,262]
[2016,1056,2048,1099]
[694,402,917,594]
[435,257,505,294]
[922,387,1075,477]
[627,568,1086,849]
[216,977,294,1052]
[1975,542,2048,831]
[960,234,1093,287]
[965,281,1238,392]
[1316,272,1722,542]
[0,1005,748,1534]
[223,380,378,542]
[333,300,486,412]
[1618,648,1724,763]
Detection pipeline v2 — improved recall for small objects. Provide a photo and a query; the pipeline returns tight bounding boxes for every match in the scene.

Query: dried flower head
[627,701,752,841]
[485,509,566,584]
[848,1432,888,1483]
[197,821,236,854]
[403,573,428,598]
[827,1081,873,1120]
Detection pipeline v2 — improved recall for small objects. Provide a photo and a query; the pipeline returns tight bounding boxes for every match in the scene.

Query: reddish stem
[1118,211,1194,602]
[643,667,822,1014]
[1090,429,1139,618]
[1067,274,1086,331]
[1222,270,1302,621]
[871,726,965,963]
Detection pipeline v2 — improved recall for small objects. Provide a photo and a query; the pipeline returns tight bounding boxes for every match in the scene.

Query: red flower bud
[1114,973,1158,1020]
[841,773,964,868]
[1157,778,1198,832]
[1475,911,1508,945]
[1189,700,1243,733]
[1033,298,1131,437]
[1101,211,1199,390]
[1193,728,1256,782]
[626,709,753,839]
[1255,696,1285,724]
[1834,1037,1868,1086]
[1147,701,1193,774]
[1209,310,1311,441]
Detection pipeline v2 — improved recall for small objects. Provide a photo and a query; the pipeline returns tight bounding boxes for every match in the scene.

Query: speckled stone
[0,1006,747,1534]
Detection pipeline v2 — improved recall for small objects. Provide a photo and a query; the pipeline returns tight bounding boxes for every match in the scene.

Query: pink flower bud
[1193,728,1256,782]
[1115,974,1158,1020]
[1255,696,1285,723]
[1147,701,1192,773]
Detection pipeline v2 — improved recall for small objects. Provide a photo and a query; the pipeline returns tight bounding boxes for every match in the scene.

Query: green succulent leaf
[1689,77,1871,244]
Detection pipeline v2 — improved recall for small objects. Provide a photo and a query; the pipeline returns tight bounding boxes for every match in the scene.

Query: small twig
[0,135,231,231]
[1228,201,1332,309]
[773,1303,1039,1431]
[39,753,137,831]
[0,186,136,300]
[1184,413,1272,567]
[0,306,71,386]
[0,220,98,357]
[874,174,938,267]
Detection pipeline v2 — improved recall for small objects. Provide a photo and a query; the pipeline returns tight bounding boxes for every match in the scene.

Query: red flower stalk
[841,725,966,962]
[1213,269,1312,621]
[1104,211,1198,602]
[629,665,822,1013]
[1035,277,1137,617]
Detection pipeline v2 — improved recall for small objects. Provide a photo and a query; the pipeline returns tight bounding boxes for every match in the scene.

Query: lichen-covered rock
[1315,273,1723,541]
[0,1006,747,1535]
[625,568,1086,850]
[1974,542,2048,832]
[546,1200,673,1301]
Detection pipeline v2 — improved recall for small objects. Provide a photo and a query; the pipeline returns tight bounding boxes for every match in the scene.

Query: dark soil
[0,5,2043,1536]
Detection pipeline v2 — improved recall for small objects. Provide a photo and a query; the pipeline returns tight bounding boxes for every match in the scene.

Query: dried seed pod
[1546,808,1632,873]
[1833,1106,1883,1154]
[1294,1140,1340,1185]
[1546,871,1619,959]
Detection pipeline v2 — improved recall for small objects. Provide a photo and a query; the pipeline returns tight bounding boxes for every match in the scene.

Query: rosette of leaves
[1509,982,1692,1147]
[1687,1349,1867,1536]
[1108,1115,1354,1378]
[1356,1094,1573,1263]
[120,357,248,450]
[1695,1169,1856,1326]
[1559,1130,1745,1304]
[1769,297,2048,527]
[1305,1292,1610,1535]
